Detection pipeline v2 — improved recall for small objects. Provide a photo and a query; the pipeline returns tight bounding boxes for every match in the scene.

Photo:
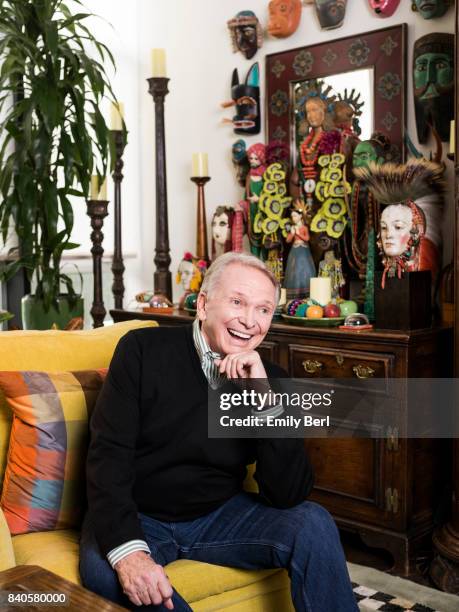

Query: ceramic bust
[211,206,234,260]
[176,253,207,308]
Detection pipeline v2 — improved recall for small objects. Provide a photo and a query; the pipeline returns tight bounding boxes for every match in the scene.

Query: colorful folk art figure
[412,0,453,19]
[318,250,345,298]
[176,253,208,308]
[313,0,347,30]
[310,153,351,242]
[237,143,267,258]
[354,159,444,289]
[333,89,364,162]
[347,133,390,318]
[232,139,249,188]
[284,201,317,299]
[368,0,401,17]
[413,33,454,144]
[221,63,260,135]
[227,10,263,60]
[253,162,292,280]
[268,0,302,38]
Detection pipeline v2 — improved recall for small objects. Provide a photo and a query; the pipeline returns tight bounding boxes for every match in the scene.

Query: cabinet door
[288,343,401,529]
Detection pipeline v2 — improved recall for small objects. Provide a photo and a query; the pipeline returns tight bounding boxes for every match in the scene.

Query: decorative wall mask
[232,139,249,187]
[413,33,454,143]
[354,159,444,288]
[227,10,263,59]
[314,0,347,30]
[221,63,260,135]
[368,0,401,17]
[412,0,453,20]
[268,0,302,38]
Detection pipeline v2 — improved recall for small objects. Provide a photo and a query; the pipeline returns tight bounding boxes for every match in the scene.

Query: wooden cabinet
[111,308,453,575]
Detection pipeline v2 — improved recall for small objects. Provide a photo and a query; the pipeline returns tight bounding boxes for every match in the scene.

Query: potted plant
[0,0,120,328]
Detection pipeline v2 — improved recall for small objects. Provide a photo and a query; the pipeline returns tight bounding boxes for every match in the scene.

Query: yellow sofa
[0,320,294,611]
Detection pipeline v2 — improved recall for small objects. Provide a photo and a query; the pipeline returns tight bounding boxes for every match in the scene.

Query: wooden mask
[227,10,263,60]
[413,33,454,143]
[268,0,302,38]
[221,63,261,135]
[314,0,347,30]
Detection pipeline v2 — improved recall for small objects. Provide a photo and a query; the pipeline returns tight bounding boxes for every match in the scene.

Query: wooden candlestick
[86,199,109,328]
[147,77,172,301]
[190,176,210,265]
[110,130,126,310]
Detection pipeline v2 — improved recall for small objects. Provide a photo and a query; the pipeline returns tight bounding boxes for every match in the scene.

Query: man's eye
[232,298,241,305]
[260,307,270,315]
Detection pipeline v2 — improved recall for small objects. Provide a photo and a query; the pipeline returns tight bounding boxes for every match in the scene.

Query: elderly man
[80,252,358,612]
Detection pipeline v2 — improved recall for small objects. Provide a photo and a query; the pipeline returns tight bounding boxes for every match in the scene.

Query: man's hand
[215,351,267,379]
[115,551,174,609]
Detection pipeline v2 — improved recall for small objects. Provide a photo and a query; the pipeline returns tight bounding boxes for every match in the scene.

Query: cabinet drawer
[288,344,394,380]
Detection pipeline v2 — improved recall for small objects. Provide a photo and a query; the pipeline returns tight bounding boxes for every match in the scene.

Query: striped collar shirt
[192,318,226,389]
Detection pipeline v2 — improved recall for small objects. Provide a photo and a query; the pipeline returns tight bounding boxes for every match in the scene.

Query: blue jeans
[79,492,358,612]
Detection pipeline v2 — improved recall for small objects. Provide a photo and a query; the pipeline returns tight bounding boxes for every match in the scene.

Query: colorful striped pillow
[0,369,107,535]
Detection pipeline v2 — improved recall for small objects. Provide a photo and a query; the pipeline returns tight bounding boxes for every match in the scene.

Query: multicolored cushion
[0,369,107,535]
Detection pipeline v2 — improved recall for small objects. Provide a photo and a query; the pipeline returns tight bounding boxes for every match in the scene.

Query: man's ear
[196,291,207,321]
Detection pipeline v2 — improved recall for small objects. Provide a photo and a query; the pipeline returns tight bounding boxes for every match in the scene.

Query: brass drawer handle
[302,359,324,374]
[353,364,375,379]
[336,354,344,367]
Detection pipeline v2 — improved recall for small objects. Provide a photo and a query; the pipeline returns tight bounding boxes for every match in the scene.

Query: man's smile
[227,328,253,341]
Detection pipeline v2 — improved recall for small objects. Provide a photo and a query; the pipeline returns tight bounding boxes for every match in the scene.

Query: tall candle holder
[147,77,172,300]
[110,130,127,309]
[86,198,109,328]
[190,176,211,265]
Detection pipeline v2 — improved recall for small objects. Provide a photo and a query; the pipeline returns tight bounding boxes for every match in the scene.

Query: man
[80,252,358,611]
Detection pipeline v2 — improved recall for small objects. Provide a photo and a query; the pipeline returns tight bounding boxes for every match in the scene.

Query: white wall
[79,0,455,310]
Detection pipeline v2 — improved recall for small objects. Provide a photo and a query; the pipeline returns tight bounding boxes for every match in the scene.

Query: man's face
[197,264,276,355]
[353,142,383,170]
[414,52,453,99]
[414,0,449,19]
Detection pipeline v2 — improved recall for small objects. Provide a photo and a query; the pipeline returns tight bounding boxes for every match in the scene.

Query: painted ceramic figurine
[412,0,453,19]
[313,0,347,29]
[211,206,234,260]
[368,0,401,17]
[176,253,207,308]
[413,33,454,143]
[318,250,345,297]
[355,159,444,288]
[227,10,263,60]
[284,201,316,298]
[242,143,267,257]
[333,89,364,162]
[221,63,260,135]
[268,0,302,38]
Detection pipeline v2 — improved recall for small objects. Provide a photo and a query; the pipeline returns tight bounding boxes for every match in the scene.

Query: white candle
[151,49,167,77]
[110,102,124,130]
[192,153,208,177]
[90,175,99,200]
[450,120,455,156]
[99,178,107,201]
[310,277,331,306]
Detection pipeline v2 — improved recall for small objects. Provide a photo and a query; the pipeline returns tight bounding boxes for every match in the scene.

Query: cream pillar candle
[310,277,331,306]
[151,49,166,77]
[110,102,124,130]
[450,120,455,156]
[90,175,99,200]
[192,153,208,177]
[98,178,107,200]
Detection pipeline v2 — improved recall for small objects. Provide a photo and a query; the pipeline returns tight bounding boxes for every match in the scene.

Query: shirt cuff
[107,539,151,568]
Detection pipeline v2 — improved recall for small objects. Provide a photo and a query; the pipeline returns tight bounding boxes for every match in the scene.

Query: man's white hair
[200,252,280,305]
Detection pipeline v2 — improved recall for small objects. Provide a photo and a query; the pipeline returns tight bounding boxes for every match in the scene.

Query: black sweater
[86,324,314,555]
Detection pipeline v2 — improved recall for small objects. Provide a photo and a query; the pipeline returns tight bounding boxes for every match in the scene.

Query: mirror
[266,25,406,168]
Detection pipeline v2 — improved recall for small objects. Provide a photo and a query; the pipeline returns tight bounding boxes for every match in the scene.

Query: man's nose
[240,307,256,328]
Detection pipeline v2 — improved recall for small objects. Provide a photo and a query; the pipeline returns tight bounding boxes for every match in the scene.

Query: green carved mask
[414,0,450,19]
[352,142,384,170]
[414,52,453,99]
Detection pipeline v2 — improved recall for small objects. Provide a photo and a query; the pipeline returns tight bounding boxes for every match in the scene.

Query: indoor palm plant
[0,0,119,328]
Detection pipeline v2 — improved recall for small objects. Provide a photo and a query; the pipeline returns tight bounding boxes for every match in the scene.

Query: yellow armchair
[0,320,294,611]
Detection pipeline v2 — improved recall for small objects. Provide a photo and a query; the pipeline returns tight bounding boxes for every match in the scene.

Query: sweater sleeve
[86,330,147,556]
[253,362,314,508]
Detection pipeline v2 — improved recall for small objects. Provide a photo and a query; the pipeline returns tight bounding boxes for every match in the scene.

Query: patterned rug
[353,582,438,611]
